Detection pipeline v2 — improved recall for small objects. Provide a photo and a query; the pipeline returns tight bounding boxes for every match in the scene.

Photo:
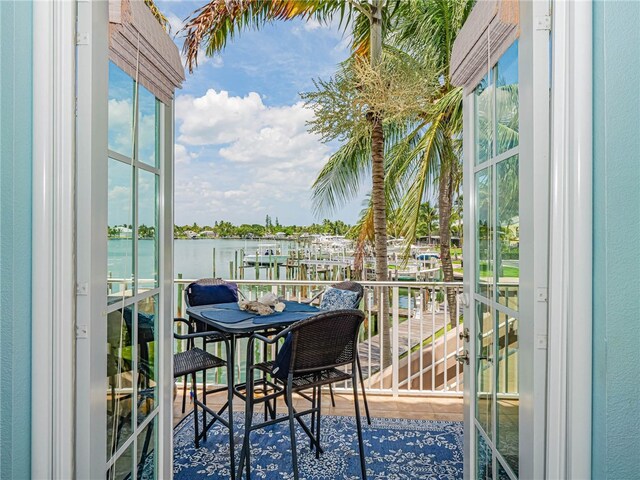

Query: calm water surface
[108,238,299,282]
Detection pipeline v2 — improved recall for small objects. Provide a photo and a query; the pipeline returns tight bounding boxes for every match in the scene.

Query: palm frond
[311,133,371,215]
[181,0,349,72]
[144,0,169,31]
[385,119,429,189]
[395,113,449,256]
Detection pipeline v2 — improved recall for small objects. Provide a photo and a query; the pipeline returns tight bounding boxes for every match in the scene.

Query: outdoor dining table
[185,300,321,439]
[186,300,321,337]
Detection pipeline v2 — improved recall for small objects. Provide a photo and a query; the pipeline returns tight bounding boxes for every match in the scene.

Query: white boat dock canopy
[450,0,519,93]
[109,0,185,104]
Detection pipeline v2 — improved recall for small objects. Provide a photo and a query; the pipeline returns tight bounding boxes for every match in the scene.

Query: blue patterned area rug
[173,413,463,479]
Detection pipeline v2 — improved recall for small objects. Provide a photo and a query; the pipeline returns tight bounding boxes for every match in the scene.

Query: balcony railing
[174,279,465,397]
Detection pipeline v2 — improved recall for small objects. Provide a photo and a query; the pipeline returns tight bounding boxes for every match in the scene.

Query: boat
[416,252,440,261]
[243,243,289,266]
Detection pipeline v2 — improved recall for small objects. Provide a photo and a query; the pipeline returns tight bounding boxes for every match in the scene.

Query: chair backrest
[288,309,365,375]
[185,278,238,307]
[331,281,364,308]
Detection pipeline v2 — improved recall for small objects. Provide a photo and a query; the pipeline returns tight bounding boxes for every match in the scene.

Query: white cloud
[108,98,133,155]
[176,90,263,145]
[303,18,324,31]
[176,89,325,162]
[174,143,197,165]
[173,89,334,224]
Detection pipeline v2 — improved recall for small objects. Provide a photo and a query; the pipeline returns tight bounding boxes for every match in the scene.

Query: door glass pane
[137,170,159,292]
[497,310,519,476]
[108,158,134,303]
[498,460,513,480]
[472,38,520,480]
[475,168,493,298]
[475,74,493,165]
[108,62,135,157]
[137,295,158,425]
[137,417,157,479]
[496,41,519,155]
[477,429,493,480]
[107,307,134,458]
[496,155,519,310]
[476,301,493,439]
[107,443,134,480]
[137,85,159,167]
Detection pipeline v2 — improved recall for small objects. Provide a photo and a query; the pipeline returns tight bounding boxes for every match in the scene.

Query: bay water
[108,238,299,282]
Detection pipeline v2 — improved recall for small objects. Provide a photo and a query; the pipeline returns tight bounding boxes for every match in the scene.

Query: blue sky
[156,1,366,226]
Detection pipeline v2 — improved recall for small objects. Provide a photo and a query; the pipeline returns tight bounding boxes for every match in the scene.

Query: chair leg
[228,384,236,480]
[192,372,200,449]
[310,386,316,451]
[352,372,367,480]
[181,375,188,414]
[182,337,195,414]
[268,395,277,420]
[356,355,371,425]
[227,373,236,480]
[137,418,154,480]
[238,369,254,480]
[201,368,207,441]
[329,383,336,407]
[315,386,322,459]
[286,380,299,480]
[202,337,209,440]
[263,341,269,422]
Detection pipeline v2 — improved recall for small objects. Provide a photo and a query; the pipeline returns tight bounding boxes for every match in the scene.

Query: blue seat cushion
[271,333,293,380]
[319,287,360,311]
[188,283,238,306]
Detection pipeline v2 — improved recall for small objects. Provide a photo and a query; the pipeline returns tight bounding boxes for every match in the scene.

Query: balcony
[172,279,466,478]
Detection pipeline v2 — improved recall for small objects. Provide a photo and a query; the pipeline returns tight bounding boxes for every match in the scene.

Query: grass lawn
[478,262,519,278]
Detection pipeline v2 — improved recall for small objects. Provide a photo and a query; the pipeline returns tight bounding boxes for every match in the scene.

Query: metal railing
[174,278,465,397]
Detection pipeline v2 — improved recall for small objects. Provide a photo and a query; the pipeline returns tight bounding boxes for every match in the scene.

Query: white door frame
[75,0,110,478]
[461,84,474,480]
[158,97,176,478]
[462,1,552,478]
[32,1,77,478]
[546,1,593,478]
[517,1,552,476]
[74,1,175,477]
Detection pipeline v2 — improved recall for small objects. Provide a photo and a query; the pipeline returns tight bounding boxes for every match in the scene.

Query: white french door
[75,2,174,478]
[462,2,551,479]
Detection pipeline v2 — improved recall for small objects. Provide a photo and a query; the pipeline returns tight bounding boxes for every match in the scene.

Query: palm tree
[180,0,396,366]
[451,194,463,248]
[180,1,389,274]
[383,0,471,322]
[416,201,439,240]
[309,0,472,325]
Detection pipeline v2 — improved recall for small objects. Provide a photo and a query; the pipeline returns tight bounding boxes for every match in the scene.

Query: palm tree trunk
[369,0,391,369]
[438,161,457,327]
[371,113,391,368]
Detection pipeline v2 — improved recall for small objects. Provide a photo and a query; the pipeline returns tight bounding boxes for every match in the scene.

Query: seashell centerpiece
[238,300,273,315]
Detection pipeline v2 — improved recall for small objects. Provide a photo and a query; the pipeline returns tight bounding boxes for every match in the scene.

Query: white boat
[243,243,289,266]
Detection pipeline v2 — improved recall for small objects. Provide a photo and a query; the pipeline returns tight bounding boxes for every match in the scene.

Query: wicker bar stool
[173,317,236,479]
[237,309,368,480]
[178,278,242,414]
[305,281,371,425]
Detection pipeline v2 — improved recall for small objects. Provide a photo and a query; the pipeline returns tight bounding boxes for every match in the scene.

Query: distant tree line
[173,218,352,239]
[108,224,156,239]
